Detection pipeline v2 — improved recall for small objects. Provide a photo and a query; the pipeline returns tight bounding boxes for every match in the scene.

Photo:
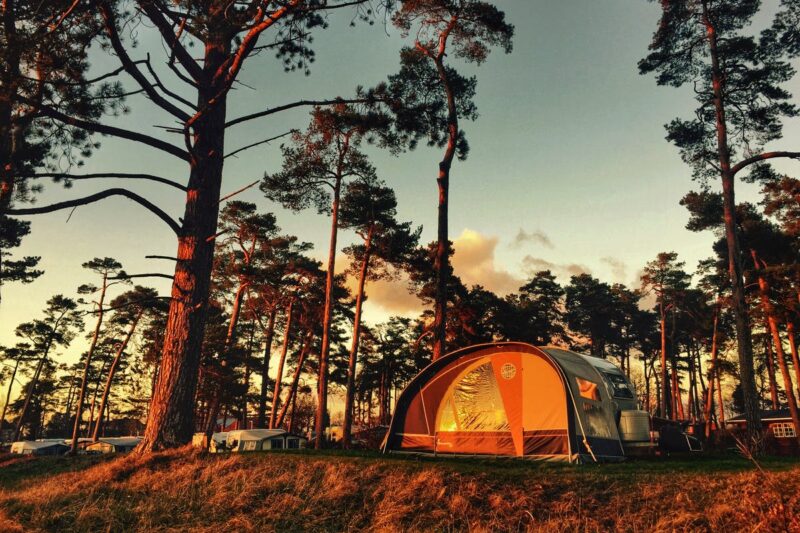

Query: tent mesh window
[438,362,510,432]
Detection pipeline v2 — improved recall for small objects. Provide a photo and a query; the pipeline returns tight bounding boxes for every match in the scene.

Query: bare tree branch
[99,2,192,122]
[144,54,196,109]
[731,151,800,176]
[113,272,174,280]
[6,188,181,235]
[135,0,205,83]
[218,179,260,204]
[226,98,371,128]
[26,98,190,161]
[224,130,293,159]
[20,172,187,192]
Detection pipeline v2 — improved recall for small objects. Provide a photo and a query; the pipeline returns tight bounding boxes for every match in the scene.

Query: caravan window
[270,438,284,449]
[243,440,258,451]
[287,438,300,449]
[602,372,634,399]
[576,377,601,401]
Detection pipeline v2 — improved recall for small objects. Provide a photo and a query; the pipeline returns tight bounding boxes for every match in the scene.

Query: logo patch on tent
[500,363,516,380]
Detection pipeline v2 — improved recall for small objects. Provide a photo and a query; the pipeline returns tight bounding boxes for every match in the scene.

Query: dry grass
[0,448,797,532]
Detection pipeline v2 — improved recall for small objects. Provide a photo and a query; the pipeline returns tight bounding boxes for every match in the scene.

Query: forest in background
[1,0,800,454]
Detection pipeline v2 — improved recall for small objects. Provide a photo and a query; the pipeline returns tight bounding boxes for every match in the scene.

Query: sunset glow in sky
[2,0,799,356]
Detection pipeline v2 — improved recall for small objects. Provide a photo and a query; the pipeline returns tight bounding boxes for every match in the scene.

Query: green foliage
[340,179,421,282]
[0,215,42,291]
[261,105,386,214]
[638,0,797,183]
[385,48,477,157]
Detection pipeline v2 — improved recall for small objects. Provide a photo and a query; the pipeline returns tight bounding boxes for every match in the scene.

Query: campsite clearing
[0,449,796,532]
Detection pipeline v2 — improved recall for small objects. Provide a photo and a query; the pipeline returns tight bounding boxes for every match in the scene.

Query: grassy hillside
[0,449,797,532]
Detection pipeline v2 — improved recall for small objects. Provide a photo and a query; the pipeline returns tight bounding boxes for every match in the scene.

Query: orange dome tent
[382,342,643,462]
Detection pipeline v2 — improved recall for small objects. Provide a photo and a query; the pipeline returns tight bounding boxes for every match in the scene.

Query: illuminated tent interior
[382,342,641,462]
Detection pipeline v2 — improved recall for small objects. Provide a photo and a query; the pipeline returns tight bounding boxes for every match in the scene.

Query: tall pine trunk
[270,298,294,429]
[256,308,276,427]
[0,356,19,429]
[343,226,373,448]
[0,0,19,212]
[92,308,143,441]
[138,37,229,453]
[659,304,669,418]
[14,319,62,441]
[753,259,800,446]
[70,275,108,453]
[276,331,311,429]
[431,56,458,362]
[787,321,800,399]
[763,330,779,410]
[314,177,342,448]
[704,306,719,438]
[702,3,761,443]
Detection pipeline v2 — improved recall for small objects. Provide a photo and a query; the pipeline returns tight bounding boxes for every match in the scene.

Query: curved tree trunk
[753,259,800,447]
[256,308,276,427]
[0,356,20,429]
[92,308,143,441]
[276,331,312,429]
[763,329,779,410]
[431,56,458,362]
[270,298,294,429]
[704,306,719,438]
[786,321,800,399]
[14,315,63,442]
[343,226,373,448]
[138,37,230,454]
[70,276,108,454]
[659,305,669,419]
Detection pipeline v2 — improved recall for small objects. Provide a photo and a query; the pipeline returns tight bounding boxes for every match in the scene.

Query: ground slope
[0,449,797,532]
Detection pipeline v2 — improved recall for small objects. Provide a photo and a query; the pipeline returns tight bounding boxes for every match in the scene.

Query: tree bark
[14,312,66,441]
[431,55,458,362]
[753,262,800,447]
[763,329,779,410]
[256,307,276,427]
[203,280,249,446]
[314,176,342,449]
[276,331,311,429]
[86,358,110,437]
[270,298,294,429]
[343,225,373,448]
[659,304,669,418]
[0,356,19,429]
[704,305,719,438]
[70,275,109,453]
[92,308,143,441]
[137,36,230,453]
[787,321,800,400]
[702,1,761,444]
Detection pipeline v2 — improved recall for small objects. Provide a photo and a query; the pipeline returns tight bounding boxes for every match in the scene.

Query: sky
[2,0,799,362]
